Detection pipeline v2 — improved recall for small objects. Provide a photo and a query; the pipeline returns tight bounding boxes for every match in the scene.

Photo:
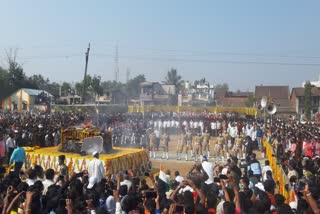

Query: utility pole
[114,45,119,82]
[126,67,130,83]
[82,43,90,104]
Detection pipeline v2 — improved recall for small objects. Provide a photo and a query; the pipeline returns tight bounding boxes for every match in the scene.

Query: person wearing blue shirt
[9,141,27,174]
[256,126,263,151]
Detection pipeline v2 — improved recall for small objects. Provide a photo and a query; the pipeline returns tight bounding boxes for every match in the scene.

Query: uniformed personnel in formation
[215,134,225,162]
[202,129,211,158]
[149,131,157,159]
[160,130,170,160]
[186,129,194,160]
[176,130,188,160]
[193,132,203,161]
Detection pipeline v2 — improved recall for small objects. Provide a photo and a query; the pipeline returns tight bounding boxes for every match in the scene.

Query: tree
[0,49,37,100]
[164,68,184,93]
[245,94,257,107]
[29,74,49,89]
[304,81,312,120]
[61,82,71,96]
[215,83,229,91]
[126,74,146,98]
[91,75,103,98]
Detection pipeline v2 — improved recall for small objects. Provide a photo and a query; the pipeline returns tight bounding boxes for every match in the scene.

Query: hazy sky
[1,0,320,91]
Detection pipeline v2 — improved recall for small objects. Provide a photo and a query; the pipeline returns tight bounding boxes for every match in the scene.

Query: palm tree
[164,68,184,93]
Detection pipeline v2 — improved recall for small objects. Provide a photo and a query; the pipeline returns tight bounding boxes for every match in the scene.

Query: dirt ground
[149,136,264,178]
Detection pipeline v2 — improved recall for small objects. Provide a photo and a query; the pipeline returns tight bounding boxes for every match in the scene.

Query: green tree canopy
[126,74,146,98]
[164,68,184,93]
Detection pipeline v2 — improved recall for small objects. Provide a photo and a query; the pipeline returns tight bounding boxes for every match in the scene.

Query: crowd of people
[0,110,320,213]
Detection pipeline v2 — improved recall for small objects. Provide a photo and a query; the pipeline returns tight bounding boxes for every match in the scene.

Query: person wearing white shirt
[171,120,175,128]
[193,121,198,129]
[163,120,167,129]
[246,124,254,137]
[189,121,193,129]
[120,175,132,191]
[6,133,16,163]
[158,120,163,129]
[42,169,55,195]
[262,160,273,182]
[216,121,221,135]
[201,156,213,184]
[199,121,204,134]
[88,151,106,183]
[211,121,217,136]
[174,170,184,183]
[175,121,180,129]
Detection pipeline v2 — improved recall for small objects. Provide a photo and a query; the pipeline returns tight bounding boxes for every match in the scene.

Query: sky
[1,0,320,91]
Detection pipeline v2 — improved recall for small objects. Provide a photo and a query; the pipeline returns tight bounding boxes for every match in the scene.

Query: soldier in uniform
[149,131,157,159]
[202,129,211,158]
[186,129,193,160]
[176,130,187,160]
[160,130,170,160]
[215,134,225,161]
[193,132,203,161]
[232,135,243,159]
[222,130,230,159]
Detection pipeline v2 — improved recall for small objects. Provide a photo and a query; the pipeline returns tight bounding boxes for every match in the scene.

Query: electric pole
[82,43,90,104]
[126,67,130,83]
[114,45,119,82]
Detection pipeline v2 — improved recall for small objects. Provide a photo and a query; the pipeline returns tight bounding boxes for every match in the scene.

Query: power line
[1,50,320,67]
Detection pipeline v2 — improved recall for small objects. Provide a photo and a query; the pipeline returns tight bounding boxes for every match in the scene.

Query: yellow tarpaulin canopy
[128,105,257,116]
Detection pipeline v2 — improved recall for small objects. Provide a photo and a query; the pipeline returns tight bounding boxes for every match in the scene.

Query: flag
[158,165,169,192]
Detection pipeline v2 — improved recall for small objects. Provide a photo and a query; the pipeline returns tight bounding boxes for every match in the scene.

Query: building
[255,85,294,114]
[290,87,320,117]
[218,91,253,107]
[1,88,52,112]
[139,82,176,105]
[57,95,82,105]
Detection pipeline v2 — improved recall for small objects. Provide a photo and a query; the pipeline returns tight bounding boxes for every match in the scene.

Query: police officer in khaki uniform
[202,129,211,158]
[149,132,157,159]
[160,130,170,160]
[215,134,225,161]
[176,130,187,160]
[232,135,243,159]
[222,131,230,159]
[186,129,193,160]
[193,132,203,161]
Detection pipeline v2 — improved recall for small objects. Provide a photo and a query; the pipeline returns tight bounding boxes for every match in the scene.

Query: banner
[128,105,258,116]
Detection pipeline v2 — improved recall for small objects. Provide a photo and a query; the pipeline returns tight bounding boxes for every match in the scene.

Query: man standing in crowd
[58,155,69,180]
[248,153,262,181]
[256,125,263,152]
[9,141,27,174]
[6,133,15,164]
[88,151,106,182]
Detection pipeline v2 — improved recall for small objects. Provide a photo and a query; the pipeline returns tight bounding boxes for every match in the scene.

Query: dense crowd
[1,111,320,213]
